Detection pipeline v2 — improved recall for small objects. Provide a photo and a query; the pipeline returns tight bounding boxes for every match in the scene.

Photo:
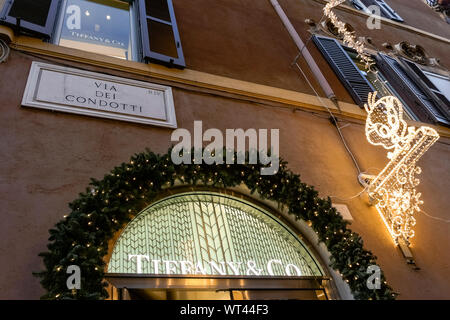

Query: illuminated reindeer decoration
[360,93,440,247]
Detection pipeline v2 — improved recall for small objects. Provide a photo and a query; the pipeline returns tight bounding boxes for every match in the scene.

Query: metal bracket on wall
[398,238,420,270]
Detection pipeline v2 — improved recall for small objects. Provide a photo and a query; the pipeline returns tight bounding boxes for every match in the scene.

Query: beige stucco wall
[0,51,449,299]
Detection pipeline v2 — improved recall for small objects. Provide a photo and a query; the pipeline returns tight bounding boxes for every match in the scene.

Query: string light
[361,93,439,245]
[323,0,375,71]
[324,1,440,247]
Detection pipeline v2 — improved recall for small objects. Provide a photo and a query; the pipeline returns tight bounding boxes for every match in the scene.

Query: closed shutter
[138,0,185,68]
[0,0,59,38]
[359,0,376,6]
[358,0,388,18]
[376,54,450,126]
[374,0,403,22]
[358,0,403,22]
[313,35,375,107]
[399,58,450,119]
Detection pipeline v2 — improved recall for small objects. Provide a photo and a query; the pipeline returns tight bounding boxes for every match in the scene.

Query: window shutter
[313,35,375,107]
[374,0,403,22]
[376,54,450,126]
[138,0,185,68]
[359,0,379,10]
[358,0,388,17]
[0,0,59,38]
[399,58,450,118]
[357,0,403,22]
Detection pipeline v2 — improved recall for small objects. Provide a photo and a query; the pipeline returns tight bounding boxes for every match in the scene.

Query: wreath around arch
[34,148,397,300]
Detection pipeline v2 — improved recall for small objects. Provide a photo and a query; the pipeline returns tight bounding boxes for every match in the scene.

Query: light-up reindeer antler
[364,93,413,158]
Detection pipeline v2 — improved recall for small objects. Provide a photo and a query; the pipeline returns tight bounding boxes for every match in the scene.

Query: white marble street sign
[22,61,177,128]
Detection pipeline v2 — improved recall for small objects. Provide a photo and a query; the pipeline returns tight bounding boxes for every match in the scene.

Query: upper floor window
[54,0,134,61]
[424,0,450,23]
[344,48,417,120]
[377,55,450,126]
[313,35,450,127]
[351,0,404,22]
[423,71,450,102]
[0,0,185,68]
[0,0,59,38]
[139,0,185,67]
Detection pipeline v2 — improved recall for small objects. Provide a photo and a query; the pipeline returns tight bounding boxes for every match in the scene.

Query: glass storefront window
[55,0,135,60]
[107,192,324,277]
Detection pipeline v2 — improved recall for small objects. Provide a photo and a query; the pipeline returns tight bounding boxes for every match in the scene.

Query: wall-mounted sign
[108,192,324,277]
[126,255,306,276]
[22,62,177,128]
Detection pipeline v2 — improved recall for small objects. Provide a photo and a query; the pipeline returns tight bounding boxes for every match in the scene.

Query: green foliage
[35,148,397,300]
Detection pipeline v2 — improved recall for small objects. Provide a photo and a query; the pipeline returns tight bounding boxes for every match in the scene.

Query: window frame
[0,0,60,38]
[52,0,139,61]
[374,0,404,22]
[138,0,185,68]
[313,35,376,107]
[343,46,419,121]
[399,58,450,117]
[376,53,450,127]
[352,0,404,22]
[422,70,450,102]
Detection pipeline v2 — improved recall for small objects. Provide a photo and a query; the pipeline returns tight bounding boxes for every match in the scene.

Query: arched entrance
[35,148,396,300]
[105,191,333,300]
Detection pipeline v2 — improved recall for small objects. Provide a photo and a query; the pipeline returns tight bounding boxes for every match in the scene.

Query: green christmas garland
[34,148,397,300]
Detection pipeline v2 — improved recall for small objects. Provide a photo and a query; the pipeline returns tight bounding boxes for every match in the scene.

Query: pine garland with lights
[34,148,397,300]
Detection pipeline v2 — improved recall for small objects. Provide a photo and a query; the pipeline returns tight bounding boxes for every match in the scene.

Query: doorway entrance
[106,274,330,300]
[105,191,336,300]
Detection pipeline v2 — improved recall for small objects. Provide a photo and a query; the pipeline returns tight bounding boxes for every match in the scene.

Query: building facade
[0,0,449,300]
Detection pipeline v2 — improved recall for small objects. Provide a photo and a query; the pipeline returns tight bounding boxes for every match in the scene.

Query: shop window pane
[57,0,133,60]
[147,19,178,58]
[9,0,52,27]
[146,0,171,22]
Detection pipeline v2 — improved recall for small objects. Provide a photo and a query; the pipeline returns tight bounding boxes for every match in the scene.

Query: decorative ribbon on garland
[34,148,397,300]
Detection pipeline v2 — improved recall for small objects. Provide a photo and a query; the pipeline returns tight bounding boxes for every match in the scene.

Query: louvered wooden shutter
[358,0,403,21]
[399,58,450,119]
[313,35,375,107]
[374,0,403,22]
[0,0,59,38]
[376,54,450,126]
[359,0,388,17]
[138,0,185,68]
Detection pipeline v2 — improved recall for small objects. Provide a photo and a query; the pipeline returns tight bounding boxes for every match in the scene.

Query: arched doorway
[105,191,334,300]
[35,148,395,300]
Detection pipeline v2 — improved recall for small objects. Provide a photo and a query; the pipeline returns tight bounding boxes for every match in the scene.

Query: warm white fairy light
[360,93,439,245]
[324,0,375,71]
[322,1,440,248]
